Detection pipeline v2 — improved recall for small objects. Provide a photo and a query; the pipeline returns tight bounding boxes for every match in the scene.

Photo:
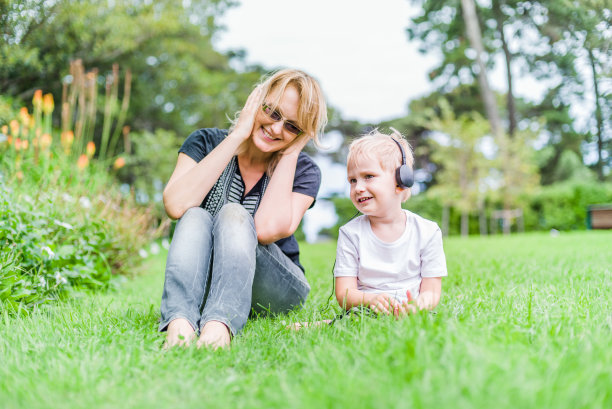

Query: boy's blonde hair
[347,127,413,173]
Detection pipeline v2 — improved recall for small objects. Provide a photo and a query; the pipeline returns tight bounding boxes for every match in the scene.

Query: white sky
[214,0,438,123]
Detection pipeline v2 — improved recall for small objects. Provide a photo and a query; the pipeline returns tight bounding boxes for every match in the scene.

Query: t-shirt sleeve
[420,227,448,278]
[333,226,359,277]
[293,153,321,206]
[178,128,228,162]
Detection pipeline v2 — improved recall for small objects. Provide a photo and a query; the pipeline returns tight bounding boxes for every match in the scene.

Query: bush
[523,182,612,231]
[322,181,612,238]
[0,91,159,314]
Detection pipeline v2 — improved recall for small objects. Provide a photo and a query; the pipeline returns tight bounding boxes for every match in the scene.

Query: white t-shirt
[333,210,447,302]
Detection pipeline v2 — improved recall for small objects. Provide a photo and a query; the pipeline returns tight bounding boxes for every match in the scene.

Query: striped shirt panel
[226,171,259,216]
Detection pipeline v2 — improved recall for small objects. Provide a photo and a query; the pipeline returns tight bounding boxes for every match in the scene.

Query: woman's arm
[254,138,314,244]
[416,277,442,310]
[163,87,263,220]
[163,136,244,220]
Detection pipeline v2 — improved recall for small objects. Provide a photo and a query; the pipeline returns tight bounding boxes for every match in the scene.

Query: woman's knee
[170,207,213,248]
[168,207,213,260]
[214,204,255,236]
[181,206,213,226]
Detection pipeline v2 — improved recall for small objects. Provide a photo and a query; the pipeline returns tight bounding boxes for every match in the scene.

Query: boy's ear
[396,185,411,201]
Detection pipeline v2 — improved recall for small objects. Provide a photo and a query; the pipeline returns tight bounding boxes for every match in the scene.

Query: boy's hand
[416,291,435,310]
[369,292,419,317]
[369,293,398,315]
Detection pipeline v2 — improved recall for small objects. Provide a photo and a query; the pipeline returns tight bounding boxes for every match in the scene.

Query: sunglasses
[261,103,304,136]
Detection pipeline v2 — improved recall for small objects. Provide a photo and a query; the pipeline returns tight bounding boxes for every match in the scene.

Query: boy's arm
[335,277,398,313]
[416,277,442,310]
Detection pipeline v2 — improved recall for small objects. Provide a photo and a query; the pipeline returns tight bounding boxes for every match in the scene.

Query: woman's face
[251,84,305,153]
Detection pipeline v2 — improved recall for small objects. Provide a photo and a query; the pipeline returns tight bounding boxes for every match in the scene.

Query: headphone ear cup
[395,165,414,188]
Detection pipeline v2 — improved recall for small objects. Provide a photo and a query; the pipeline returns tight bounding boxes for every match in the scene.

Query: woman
[159,69,327,349]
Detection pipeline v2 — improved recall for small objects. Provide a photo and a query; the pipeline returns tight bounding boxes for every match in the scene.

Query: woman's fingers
[232,86,264,139]
[244,85,264,109]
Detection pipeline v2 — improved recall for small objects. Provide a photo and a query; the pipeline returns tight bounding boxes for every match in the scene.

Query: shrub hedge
[322,181,612,238]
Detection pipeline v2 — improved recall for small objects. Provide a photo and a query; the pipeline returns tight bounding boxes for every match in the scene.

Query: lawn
[1,231,611,409]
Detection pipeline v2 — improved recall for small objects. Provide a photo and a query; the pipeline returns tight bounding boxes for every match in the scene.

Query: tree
[407,0,611,184]
[460,0,503,139]
[0,0,261,141]
[407,0,526,138]
[523,0,611,180]
[425,99,490,236]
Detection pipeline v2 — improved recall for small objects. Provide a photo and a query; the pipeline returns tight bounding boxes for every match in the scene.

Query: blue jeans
[159,204,310,335]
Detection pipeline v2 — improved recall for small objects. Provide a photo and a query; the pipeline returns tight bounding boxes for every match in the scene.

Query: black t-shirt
[178,128,321,272]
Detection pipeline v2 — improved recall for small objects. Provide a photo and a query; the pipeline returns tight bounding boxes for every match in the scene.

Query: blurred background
[1,1,611,308]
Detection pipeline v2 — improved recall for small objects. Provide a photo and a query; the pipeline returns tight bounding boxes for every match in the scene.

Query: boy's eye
[365,175,374,179]
[349,178,357,184]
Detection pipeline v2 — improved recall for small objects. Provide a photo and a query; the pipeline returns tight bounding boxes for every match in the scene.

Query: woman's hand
[282,134,311,157]
[230,85,264,141]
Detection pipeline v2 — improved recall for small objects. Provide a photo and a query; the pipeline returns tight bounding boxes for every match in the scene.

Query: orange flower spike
[19,107,31,125]
[77,154,89,170]
[33,90,43,110]
[86,141,96,158]
[22,139,29,150]
[113,156,126,170]
[16,171,24,181]
[40,133,52,150]
[61,130,74,152]
[9,119,20,137]
[42,93,54,115]
[14,138,22,151]
[1,125,7,135]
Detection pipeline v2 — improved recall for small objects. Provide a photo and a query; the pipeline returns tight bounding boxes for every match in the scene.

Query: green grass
[1,231,611,408]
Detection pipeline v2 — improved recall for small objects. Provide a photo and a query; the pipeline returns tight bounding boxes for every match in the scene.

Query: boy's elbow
[335,289,350,310]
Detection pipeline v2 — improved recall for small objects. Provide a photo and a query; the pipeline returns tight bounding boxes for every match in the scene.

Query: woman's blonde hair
[231,68,328,174]
[347,127,413,173]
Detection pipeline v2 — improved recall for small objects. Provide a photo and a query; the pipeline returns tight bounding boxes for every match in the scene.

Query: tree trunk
[479,202,487,235]
[461,211,469,237]
[460,0,503,139]
[587,47,604,181]
[442,205,450,237]
[492,1,517,138]
[503,210,511,235]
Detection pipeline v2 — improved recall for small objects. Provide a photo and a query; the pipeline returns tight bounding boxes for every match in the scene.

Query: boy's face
[347,155,403,217]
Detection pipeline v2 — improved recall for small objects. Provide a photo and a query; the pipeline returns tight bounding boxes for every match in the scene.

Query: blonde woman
[160,69,327,349]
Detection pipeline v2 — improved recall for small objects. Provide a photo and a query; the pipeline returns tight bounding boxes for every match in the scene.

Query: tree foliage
[0,0,263,140]
[406,0,611,183]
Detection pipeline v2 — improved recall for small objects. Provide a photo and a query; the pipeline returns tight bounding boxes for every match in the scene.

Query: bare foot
[289,320,332,331]
[163,318,196,350]
[196,320,231,350]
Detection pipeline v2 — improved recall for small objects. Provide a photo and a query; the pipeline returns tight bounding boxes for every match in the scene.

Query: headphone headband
[390,137,406,166]
[390,137,414,188]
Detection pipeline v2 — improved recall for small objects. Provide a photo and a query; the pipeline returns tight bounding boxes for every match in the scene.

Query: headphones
[390,137,414,188]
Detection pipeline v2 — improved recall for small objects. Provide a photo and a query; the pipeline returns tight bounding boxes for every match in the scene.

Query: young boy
[334,128,447,316]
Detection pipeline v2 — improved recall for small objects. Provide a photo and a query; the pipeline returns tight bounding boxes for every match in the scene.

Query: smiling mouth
[262,128,280,141]
[357,197,372,203]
